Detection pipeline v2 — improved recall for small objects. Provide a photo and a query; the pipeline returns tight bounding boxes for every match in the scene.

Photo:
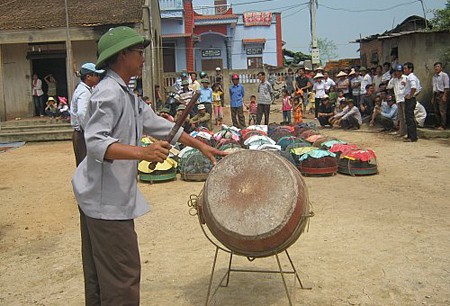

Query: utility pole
[418,0,428,29]
[310,0,320,65]
[64,0,74,100]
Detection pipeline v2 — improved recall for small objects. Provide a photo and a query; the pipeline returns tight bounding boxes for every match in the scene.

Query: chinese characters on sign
[243,12,272,26]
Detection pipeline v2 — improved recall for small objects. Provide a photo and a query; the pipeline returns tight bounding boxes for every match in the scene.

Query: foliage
[317,38,338,64]
[430,0,450,31]
[283,49,312,66]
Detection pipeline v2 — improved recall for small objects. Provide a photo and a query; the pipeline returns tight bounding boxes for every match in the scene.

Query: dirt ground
[1,107,450,306]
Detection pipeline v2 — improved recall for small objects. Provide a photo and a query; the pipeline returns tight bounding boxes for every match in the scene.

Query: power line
[320,1,421,13]
[284,5,309,18]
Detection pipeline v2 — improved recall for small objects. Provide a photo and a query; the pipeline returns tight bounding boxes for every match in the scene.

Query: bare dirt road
[1,114,450,305]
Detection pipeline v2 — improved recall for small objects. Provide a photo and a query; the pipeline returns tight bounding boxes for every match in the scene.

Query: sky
[193,0,446,59]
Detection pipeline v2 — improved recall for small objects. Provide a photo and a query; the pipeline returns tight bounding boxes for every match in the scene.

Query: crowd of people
[265,61,448,143]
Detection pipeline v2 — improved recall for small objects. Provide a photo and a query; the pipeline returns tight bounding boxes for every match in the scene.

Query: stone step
[0,123,71,133]
[0,118,69,127]
[0,129,73,143]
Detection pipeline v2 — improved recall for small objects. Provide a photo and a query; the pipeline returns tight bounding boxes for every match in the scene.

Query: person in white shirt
[350,69,362,106]
[387,65,407,137]
[360,67,373,95]
[32,74,45,116]
[403,62,421,142]
[373,65,383,92]
[330,99,362,129]
[189,72,201,92]
[313,73,326,118]
[415,101,427,128]
[323,71,336,93]
[432,62,449,130]
[381,62,392,83]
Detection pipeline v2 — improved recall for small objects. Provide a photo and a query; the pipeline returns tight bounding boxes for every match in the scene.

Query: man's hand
[140,141,171,163]
[197,143,228,166]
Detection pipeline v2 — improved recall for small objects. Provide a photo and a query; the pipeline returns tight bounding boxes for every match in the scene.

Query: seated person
[190,104,211,130]
[159,107,174,122]
[45,97,58,118]
[57,96,70,119]
[359,84,374,123]
[414,101,427,128]
[330,99,362,130]
[174,104,191,132]
[370,95,398,131]
[317,95,335,128]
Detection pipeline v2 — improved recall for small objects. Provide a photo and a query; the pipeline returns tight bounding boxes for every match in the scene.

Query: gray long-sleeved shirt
[257,81,273,105]
[72,70,183,220]
[70,82,91,131]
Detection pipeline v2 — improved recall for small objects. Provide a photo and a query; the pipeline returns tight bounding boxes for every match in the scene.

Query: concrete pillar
[225,37,232,70]
[0,45,5,122]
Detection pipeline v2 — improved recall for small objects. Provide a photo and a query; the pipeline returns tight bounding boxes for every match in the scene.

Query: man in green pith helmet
[71,26,225,305]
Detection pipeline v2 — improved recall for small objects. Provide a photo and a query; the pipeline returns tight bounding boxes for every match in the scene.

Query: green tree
[317,38,338,64]
[283,49,312,66]
[430,0,450,31]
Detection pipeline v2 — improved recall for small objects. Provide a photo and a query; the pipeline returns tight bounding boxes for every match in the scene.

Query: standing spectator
[212,84,223,126]
[350,69,362,106]
[295,68,313,94]
[403,62,421,142]
[432,62,449,130]
[44,74,57,99]
[229,74,246,128]
[175,80,195,115]
[285,68,294,94]
[381,62,392,83]
[312,73,326,118]
[173,72,188,92]
[245,95,258,126]
[256,71,273,125]
[281,89,292,124]
[32,73,45,116]
[360,67,373,95]
[336,71,350,99]
[198,78,213,120]
[214,67,225,107]
[387,65,407,137]
[189,72,201,92]
[373,65,383,92]
[323,71,336,94]
[317,95,335,128]
[70,62,103,166]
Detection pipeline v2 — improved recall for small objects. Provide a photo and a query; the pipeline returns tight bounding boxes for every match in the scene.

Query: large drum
[197,150,311,258]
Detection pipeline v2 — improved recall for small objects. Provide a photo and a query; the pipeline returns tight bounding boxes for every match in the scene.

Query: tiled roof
[242,38,266,44]
[0,0,144,30]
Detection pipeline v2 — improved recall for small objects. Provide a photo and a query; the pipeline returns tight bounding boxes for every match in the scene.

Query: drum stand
[188,194,312,306]
[204,246,311,306]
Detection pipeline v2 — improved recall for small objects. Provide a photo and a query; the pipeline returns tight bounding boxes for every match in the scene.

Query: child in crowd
[57,96,70,119]
[45,97,58,118]
[337,89,346,112]
[328,86,337,107]
[281,89,292,124]
[308,91,315,115]
[292,96,303,124]
[212,84,223,126]
[246,95,258,126]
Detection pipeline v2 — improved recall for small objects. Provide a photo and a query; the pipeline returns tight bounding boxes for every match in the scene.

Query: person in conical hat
[72,26,226,305]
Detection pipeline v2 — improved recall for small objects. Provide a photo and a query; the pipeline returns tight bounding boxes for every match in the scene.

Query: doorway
[31,57,67,101]
[163,43,176,72]
[202,59,223,71]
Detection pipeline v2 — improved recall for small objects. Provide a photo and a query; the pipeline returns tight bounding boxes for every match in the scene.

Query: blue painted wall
[194,33,228,71]
[161,19,185,35]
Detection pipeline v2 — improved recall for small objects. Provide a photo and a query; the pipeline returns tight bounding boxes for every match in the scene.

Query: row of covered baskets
[138,122,379,182]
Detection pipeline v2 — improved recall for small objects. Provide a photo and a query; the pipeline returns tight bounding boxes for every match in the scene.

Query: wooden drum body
[198,150,310,258]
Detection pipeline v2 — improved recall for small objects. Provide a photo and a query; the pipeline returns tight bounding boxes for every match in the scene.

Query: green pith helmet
[201,78,210,84]
[199,71,207,78]
[181,80,189,86]
[96,26,150,69]
[160,108,171,114]
[180,72,188,78]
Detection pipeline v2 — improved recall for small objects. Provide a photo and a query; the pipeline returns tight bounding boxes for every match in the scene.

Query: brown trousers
[72,130,87,167]
[433,91,448,128]
[397,102,407,136]
[79,209,141,306]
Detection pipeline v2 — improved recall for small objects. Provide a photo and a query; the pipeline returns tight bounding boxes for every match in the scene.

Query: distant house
[354,15,450,111]
[0,0,162,121]
[159,0,283,72]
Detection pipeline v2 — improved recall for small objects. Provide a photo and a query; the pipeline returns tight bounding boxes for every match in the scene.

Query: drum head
[202,150,308,256]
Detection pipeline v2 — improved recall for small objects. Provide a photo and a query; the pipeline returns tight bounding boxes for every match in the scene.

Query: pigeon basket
[179,148,213,181]
[269,126,295,142]
[295,149,338,177]
[337,149,378,176]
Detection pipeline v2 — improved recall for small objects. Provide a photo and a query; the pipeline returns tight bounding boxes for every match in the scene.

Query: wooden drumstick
[148,92,200,170]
